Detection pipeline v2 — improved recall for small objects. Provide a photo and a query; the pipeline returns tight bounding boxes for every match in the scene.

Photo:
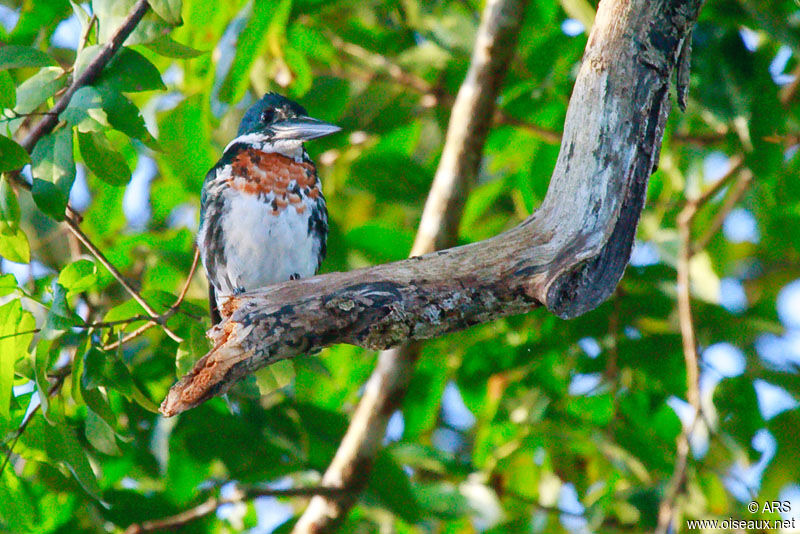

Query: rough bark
[161,0,705,418]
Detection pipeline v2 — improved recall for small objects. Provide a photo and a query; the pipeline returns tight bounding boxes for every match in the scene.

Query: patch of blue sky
[561,19,585,37]
[442,381,476,431]
[629,240,660,267]
[719,277,747,314]
[753,380,798,420]
[123,154,157,230]
[725,429,775,502]
[723,208,759,244]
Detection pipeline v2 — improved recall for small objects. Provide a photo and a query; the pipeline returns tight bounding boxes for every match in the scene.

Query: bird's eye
[260,108,276,123]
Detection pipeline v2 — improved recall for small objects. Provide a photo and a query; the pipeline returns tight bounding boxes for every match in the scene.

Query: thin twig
[124,485,348,534]
[103,248,200,351]
[691,155,744,208]
[331,32,563,145]
[20,0,150,153]
[78,13,98,55]
[656,158,754,534]
[691,169,754,255]
[62,215,182,343]
[655,200,701,534]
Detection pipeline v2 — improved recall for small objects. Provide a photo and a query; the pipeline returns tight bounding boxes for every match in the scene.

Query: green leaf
[45,419,102,498]
[0,46,55,70]
[365,450,423,524]
[0,222,30,264]
[98,47,166,92]
[0,299,35,418]
[85,409,121,455]
[0,470,36,532]
[217,1,275,103]
[155,95,215,189]
[78,131,130,186]
[43,283,82,336]
[92,0,169,45]
[80,383,117,432]
[144,35,204,58]
[82,348,159,412]
[31,128,75,220]
[0,273,17,297]
[0,70,15,108]
[14,66,65,114]
[175,321,209,376]
[70,0,93,37]
[62,86,108,132]
[32,338,57,418]
[284,45,312,97]
[566,392,615,425]
[254,360,295,396]
[96,85,158,148]
[346,223,414,263]
[58,259,98,298]
[147,0,182,25]
[0,135,31,172]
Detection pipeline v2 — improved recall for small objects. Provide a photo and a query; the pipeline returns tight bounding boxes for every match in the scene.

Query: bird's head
[237,93,340,141]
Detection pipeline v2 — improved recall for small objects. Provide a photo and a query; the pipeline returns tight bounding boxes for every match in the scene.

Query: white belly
[218,190,319,295]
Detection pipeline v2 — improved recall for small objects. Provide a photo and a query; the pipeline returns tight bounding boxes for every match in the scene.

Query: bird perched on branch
[198,93,340,324]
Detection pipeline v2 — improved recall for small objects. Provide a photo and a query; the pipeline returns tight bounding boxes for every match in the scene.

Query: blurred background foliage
[1,0,799,532]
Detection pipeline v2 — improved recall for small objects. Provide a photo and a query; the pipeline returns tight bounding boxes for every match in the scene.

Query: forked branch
[161,0,706,417]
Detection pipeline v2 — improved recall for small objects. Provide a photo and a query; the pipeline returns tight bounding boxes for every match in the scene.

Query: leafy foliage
[0,0,799,532]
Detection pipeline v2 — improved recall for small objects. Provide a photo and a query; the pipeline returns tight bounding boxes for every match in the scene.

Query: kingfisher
[197,93,340,324]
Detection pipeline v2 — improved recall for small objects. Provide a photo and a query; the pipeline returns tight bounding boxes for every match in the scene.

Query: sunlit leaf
[85,409,121,455]
[62,87,109,132]
[82,348,159,412]
[92,0,169,45]
[58,259,98,298]
[217,1,275,103]
[144,35,204,58]
[147,0,182,25]
[78,131,131,186]
[97,47,166,92]
[96,85,158,148]
[0,299,35,418]
[14,67,65,115]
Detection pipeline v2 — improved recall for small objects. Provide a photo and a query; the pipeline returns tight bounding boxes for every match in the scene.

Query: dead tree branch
[161,0,705,418]
[291,0,525,529]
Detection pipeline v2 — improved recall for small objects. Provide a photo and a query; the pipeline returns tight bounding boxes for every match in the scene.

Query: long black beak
[270,116,341,141]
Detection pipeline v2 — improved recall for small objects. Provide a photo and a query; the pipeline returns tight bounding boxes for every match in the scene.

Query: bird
[197,93,340,325]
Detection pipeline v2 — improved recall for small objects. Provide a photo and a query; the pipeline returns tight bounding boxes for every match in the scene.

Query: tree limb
[161,0,705,418]
[291,0,524,528]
